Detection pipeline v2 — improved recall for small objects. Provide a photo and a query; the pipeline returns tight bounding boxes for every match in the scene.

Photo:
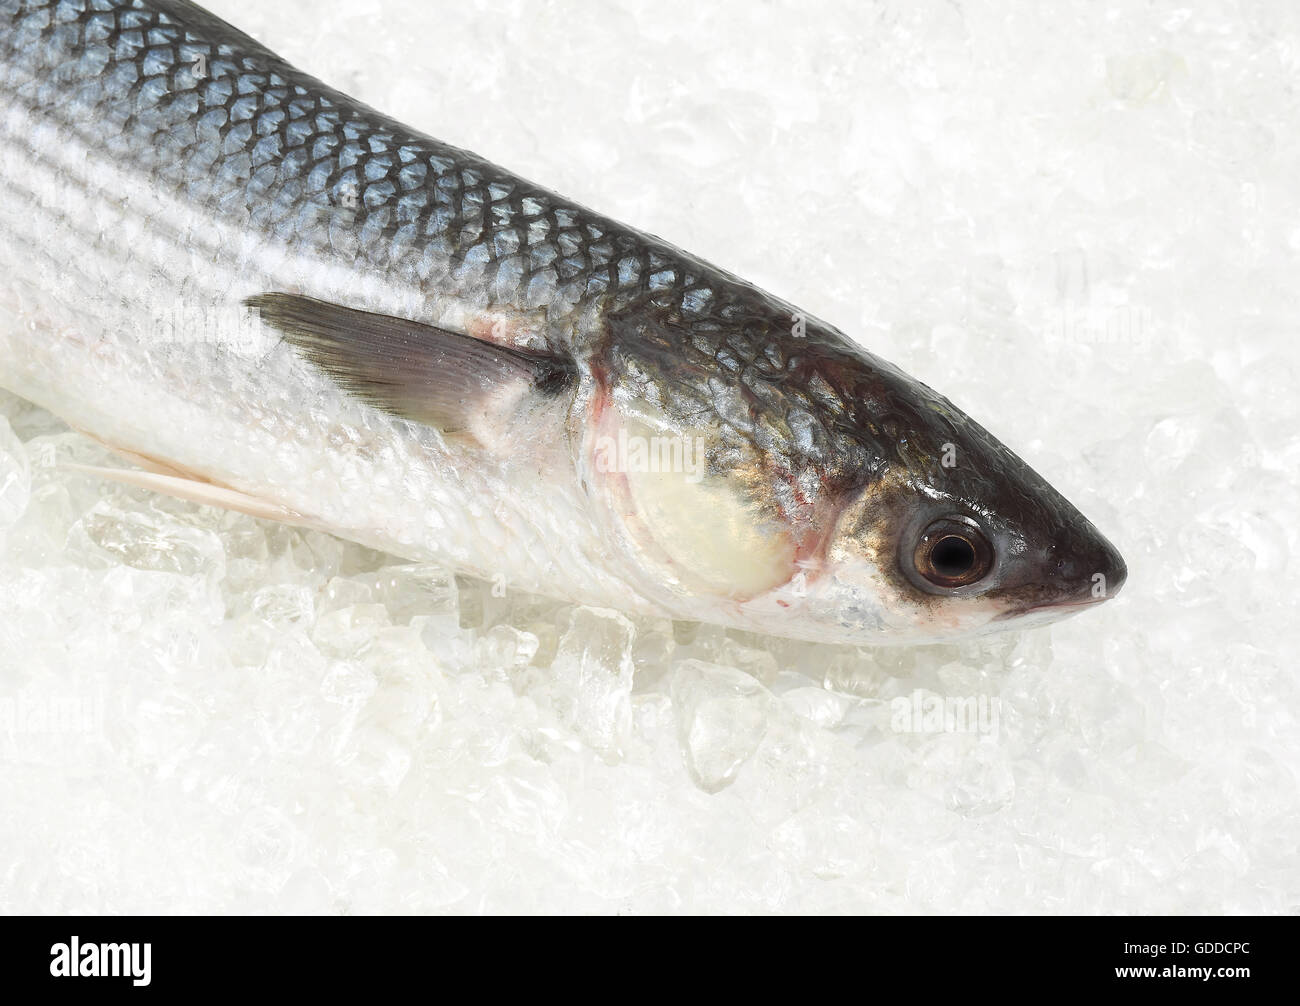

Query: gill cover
[588,400,797,601]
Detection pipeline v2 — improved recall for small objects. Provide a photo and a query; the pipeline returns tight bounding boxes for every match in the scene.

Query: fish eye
[912,517,993,588]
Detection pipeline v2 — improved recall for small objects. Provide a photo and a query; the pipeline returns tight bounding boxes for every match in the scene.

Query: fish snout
[996,525,1127,620]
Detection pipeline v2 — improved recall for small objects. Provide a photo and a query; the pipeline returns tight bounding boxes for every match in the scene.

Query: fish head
[798,353,1129,644]
[589,306,1124,644]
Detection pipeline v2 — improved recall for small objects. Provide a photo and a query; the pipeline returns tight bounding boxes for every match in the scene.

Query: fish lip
[993,594,1110,621]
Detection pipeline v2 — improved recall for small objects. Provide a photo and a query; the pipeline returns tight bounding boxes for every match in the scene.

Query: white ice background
[0,0,1296,913]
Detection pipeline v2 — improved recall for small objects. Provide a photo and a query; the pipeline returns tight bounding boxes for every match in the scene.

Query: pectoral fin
[246,293,575,445]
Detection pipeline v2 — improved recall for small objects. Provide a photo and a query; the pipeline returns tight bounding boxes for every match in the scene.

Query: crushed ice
[0,0,1296,913]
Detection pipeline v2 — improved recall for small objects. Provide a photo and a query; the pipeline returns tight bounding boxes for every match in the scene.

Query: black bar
[0,917,1283,993]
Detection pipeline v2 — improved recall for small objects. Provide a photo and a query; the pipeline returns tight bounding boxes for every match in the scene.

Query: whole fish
[0,0,1125,644]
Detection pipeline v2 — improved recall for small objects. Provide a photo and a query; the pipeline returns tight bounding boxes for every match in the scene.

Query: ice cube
[454,574,487,630]
[671,658,773,793]
[310,603,392,659]
[945,742,1016,817]
[548,606,636,759]
[318,575,377,614]
[478,624,540,681]
[0,416,30,534]
[630,617,676,694]
[250,583,316,626]
[368,562,458,626]
[66,499,226,580]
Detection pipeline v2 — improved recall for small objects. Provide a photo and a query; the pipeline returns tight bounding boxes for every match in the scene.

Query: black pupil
[930,535,975,577]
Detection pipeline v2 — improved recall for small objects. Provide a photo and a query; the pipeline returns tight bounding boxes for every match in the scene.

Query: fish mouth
[992,524,1128,623]
[994,594,1110,621]
[994,563,1127,622]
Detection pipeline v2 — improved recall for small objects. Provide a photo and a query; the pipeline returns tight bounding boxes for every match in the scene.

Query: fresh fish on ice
[0,0,1126,644]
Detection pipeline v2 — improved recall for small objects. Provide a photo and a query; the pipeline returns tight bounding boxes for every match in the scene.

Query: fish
[0,0,1126,645]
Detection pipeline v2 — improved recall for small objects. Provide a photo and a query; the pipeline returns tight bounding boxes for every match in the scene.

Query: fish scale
[0,0,1126,643]
[4,0,872,477]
